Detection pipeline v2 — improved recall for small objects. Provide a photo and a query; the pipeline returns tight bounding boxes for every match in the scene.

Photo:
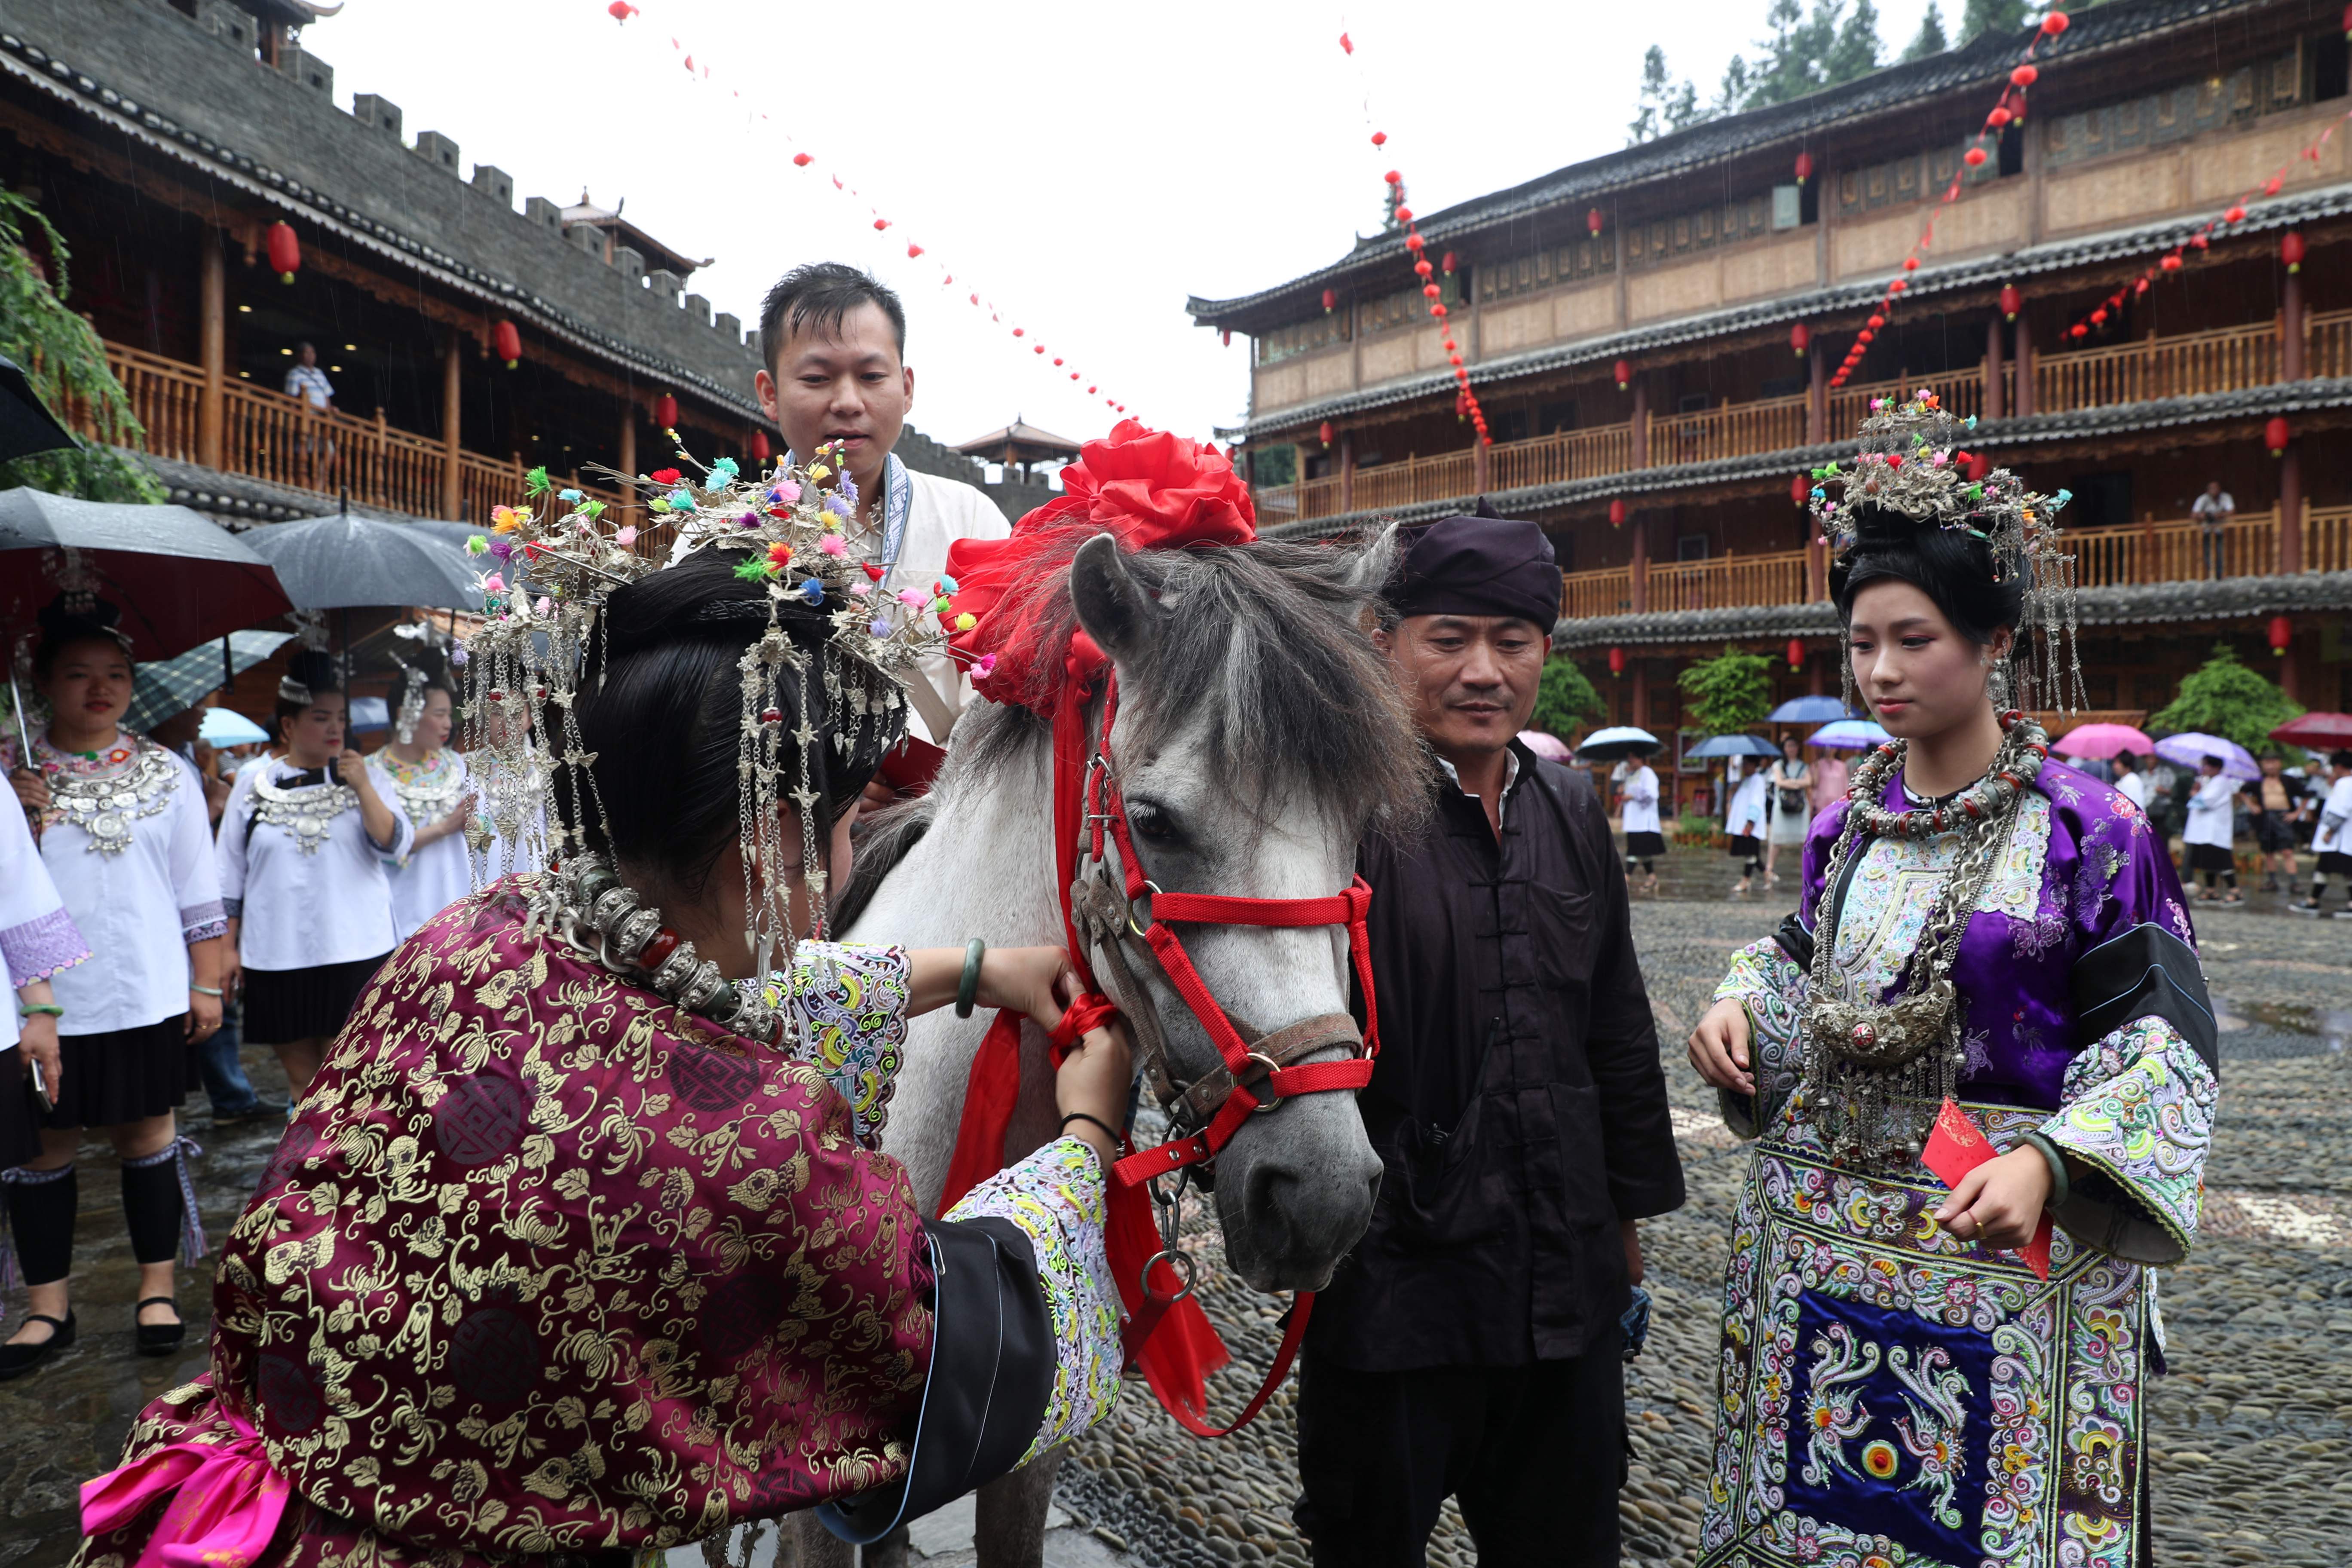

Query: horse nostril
[1243,1160,1301,1261]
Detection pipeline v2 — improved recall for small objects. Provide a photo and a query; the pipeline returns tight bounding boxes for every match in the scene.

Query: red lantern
[1792,473,1811,506]
[1608,498,1627,528]
[1441,251,1456,275]
[1587,207,1604,237]
[1318,420,1334,447]
[1370,130,1387,146]
[1790,322,1810,358]
[1608,646,1626,676]
[2270,614,2292,656]
[750,429,771,463]
[1988,105,2013,129]
[265,220,300,284]
[2010,64,2039,87]
[1964,146,1988,168]
[1322,288,1337,314]
[1786,638,1805,671]
[793,152,812,167]
[492,319,521,368]
[1383,168,1401,187]
[654,392,678,430]
[1614,358,1633,390]
[1221,328,1231,347]
[1794,151,1813,186]
[2160,253,2182,272]
[606,1,637,18]
[2041,9,2069,33]
[2266,415,2291,456]
[2000,283,2022,321]
[2282,231,2306,274]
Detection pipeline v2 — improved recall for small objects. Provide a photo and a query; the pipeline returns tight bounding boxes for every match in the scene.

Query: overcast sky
[310,0,1937,453]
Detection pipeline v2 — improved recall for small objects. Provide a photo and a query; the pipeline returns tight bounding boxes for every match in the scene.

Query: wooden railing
[1827,369,1984,433]
[2031,321,2280,414]
[2306,308,2352,381]
[1645,548,1811,613]
[2300,504,2352,576]
[98,343,206,462]
[1560,566,1635,619]
[1351,450,1475,515]
[2065,510,2282,587]
[1649,394,1809,468]
[1487,420,1635,490]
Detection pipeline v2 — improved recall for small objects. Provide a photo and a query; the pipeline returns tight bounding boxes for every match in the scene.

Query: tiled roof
[1547,569,2352,649]
[0,31,764,423]
[1220,180,2352,444]
[1188,0,2272,329]
[1259,378,2352,541]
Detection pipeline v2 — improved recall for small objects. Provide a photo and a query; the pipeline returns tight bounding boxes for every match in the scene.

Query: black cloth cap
[1387,498,1559,628]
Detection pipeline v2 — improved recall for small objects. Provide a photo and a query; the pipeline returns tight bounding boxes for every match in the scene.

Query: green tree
[1627,45,1704,144]
[1743,0,1886,108]
[1531,656,1607,739]
[2149,644,2303,755]
[1901,1,1949,59]
[1678,644,1777,735]
[0,188,163,503]
[1957,0,2031,44]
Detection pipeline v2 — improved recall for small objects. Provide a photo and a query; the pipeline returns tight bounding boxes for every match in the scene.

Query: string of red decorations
[1826,11,2073,392]
[1335,28,1494,444]
[601,1,1133,421]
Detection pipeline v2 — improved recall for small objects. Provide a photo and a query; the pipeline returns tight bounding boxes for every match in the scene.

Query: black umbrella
[0,487,292,659]
[242,512,482,612]
[0,355,80,465]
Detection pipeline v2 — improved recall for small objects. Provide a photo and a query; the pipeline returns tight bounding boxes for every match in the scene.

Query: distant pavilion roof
[953,419,1083,467]
[561,191,710,279]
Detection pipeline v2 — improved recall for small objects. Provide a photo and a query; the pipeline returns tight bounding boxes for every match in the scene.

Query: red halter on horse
[931,423,1381,1436]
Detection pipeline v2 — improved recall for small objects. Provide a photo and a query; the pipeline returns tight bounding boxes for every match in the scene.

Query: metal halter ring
[1242,1051,1285,1114]
[1139,1247,1197,1306]
[1127,880,1164,940]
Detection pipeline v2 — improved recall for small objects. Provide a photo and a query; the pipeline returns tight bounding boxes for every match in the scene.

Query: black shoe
[0,1313,76,1380]
[135,1297,184,1357]
[210,1099,287,1126]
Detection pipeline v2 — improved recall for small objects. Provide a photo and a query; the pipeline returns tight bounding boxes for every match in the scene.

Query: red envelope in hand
[1922,1097,2053,1280]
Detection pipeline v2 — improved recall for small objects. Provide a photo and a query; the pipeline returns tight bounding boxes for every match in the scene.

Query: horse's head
[1067,530,1427,1291]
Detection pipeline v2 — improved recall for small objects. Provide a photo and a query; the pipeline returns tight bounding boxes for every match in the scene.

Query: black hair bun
[1830,503,2024,646]
[34,592,127,649]
[283,648,343,698]
[600,546,833,661]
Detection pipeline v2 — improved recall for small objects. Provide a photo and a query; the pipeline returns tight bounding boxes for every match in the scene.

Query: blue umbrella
[1768,695,1854,723]
[1573,725,1661,762]
[1808,719,1895,749]
[1686,733,1780,759]
[198,707,270,746]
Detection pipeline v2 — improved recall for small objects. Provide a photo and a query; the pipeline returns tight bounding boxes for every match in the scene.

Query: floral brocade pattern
[1714,938,1808,1136]
[760,942,911,1147]
[2040,1015,2216,1259]
[943,1137,1122,1464]
[76,885,937,1568]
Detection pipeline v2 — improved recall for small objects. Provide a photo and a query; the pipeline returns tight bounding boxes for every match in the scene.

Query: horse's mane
[833,527,1430,932]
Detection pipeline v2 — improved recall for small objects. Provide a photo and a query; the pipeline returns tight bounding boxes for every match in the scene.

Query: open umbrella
[1686,733,1780,759]
[125,628,293,734]
[2270,712,2352,749]
[0,487,291,659]
[1518,730,1572,761]
[2053,722,2155,761]
[2152,732,2258,781]
[198,707,270,747]
[1807,719,1895,749]
[1767,695,1853,723]
[0,356,80,464]
[1574,725,1661,763]
[242,513,481,611]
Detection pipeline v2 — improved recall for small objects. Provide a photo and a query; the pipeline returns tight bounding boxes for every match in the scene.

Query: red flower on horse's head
[1056,419,1255,548]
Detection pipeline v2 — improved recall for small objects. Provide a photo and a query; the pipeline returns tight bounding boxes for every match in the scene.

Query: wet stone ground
[4,887,2347,1568]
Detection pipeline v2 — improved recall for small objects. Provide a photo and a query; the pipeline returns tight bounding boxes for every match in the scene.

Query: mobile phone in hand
[27,1056,54,1118]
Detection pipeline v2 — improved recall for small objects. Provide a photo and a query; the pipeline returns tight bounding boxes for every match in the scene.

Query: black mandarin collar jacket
[1310,742,1686,1370]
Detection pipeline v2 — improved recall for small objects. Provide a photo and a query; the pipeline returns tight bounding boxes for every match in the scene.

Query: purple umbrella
[2152,732,2257,782]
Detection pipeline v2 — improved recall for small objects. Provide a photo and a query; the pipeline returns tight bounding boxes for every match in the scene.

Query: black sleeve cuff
[2071,921,2218,1078]
[816,1215,1057,1545]
[1770,911,1814,970]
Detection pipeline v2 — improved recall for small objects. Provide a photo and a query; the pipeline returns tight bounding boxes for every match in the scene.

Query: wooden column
[1807,346,1826,444]
[1984,316,2005,421]
[1630,661,1649,730]
[198,232,225,471]
[1338,436,1355,513]
[1808,655,1826,697]
[440,331,463,521]
[2282,267,2306,383]
[1806,532,1827,602]
[1472,432,1488,496]
[2012,312,2035,419]
[618,401,637,481]
[1629,519,1648,613]
[1631,382,1649,468]
[2279,454,2303,575]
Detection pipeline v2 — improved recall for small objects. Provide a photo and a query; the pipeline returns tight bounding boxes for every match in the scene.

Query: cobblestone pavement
[3,894,2346,1568]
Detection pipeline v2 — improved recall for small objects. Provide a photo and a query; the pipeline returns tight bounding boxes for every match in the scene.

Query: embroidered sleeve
[2037,1014,2216,1265]
[178,900,229,944]
[943,1136,1122,1464]
[765,940,911,1145]
[1,906,92,985]
[1711,936,1809,1138]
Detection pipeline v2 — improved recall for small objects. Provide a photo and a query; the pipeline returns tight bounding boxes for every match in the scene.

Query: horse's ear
[1070,532,1163,660]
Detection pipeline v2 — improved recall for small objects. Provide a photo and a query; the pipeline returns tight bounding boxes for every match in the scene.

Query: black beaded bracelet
[954,937,986,1019]
[1060,1110,1121,1145]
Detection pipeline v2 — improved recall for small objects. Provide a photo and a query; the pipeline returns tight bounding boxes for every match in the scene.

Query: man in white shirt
[2292,750,2352,916]
[282,343,334,411]
[2112,750,2150,812]
[753,263,1010,757]
[2191,481,2234,579]
[1618,756,1663,896]
[2181,754,2243,903]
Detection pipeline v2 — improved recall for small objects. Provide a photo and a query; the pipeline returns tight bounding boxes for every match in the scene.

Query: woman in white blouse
[1618,753,1664,896]
[2182,753,2244,905]
[378,673,476,939]
[218,650,411,1101]
[3,600,224,1374]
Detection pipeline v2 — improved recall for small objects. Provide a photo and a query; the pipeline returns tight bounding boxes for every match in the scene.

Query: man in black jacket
[1293,505,1686,1566]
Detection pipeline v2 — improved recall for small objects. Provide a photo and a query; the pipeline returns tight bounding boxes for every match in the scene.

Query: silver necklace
[35,737,179,857]
[532,852,786,1047]
[384,750,467,827]
[251,766,358,856]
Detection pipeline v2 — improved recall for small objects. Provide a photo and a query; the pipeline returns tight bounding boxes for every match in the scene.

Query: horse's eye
[1127,800,1181,845]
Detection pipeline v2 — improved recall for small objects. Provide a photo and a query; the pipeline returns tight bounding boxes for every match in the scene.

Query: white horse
[792,528,1427,1567]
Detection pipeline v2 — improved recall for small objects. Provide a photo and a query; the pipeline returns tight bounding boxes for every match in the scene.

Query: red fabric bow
[945,420,1255,717]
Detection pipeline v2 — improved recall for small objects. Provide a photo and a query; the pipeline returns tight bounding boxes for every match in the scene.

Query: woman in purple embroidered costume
[1688,393,2216,1568]
[74,447,1131,1566]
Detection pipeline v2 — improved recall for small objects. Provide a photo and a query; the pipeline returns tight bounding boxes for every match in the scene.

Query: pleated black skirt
[244,954,390,1043]
[46,1016,201,1129]
[0,1050,36,1169]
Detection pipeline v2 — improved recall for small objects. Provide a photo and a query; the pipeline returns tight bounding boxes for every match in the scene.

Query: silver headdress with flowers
[1806,387,2083,716]
[458,436,954,1045]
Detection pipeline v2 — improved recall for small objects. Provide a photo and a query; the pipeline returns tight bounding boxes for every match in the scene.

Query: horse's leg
[975,1449,1063,1568]
[790,1514,845,1568]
